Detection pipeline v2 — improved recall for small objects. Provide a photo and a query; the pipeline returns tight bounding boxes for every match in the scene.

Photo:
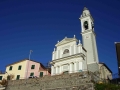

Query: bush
[0,79,8,86]
[95,83,120,90]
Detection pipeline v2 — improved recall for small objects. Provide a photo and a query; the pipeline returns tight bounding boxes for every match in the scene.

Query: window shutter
[30,73,34,76]
[16,75,20,80]
[40,72,43,77]
[18,66,22,70]
[0,76,2,80]
[31,65,35,69]
[9,66,13,70]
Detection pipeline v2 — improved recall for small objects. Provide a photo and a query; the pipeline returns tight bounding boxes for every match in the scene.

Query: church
[50,7,111,78]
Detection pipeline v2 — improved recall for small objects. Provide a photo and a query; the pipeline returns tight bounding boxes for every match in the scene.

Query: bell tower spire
[79,7,94,32]
[83,7,88,10]
[79,7,99,72]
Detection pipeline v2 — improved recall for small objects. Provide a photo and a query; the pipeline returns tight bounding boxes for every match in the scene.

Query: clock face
[85,35,89,39]
[84,21,88,30]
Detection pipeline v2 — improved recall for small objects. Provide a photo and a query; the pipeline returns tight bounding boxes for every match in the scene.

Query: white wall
[99,64,112,80]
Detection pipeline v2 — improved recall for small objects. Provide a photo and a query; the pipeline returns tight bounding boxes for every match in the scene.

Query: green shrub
[95,83,120,90]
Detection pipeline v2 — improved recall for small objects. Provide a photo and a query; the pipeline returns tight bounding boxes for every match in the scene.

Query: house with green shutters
[0,59,51,81]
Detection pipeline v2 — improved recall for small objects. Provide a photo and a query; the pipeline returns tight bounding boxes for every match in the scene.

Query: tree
[7,74,14,80]
[95,83,120,90]
[0,79,8,86]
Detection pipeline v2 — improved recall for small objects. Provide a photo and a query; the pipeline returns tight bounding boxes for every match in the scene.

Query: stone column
[59,66,61,74]
[51,66,54,75]
[58,66,59,74]
[74,45,76,54]
[79,62,82,71]
[76,61,79,72]
[52,52,54,60]
[56,50,58,59]
[89,19,92,29]
[60,50,62,58]
[56,66,58,74]
[70,46,72,55]
[78,46,81,53]
[61,65,63,73]
[74,62,77,72]
[69,63,72,73]
[54,67,56,75]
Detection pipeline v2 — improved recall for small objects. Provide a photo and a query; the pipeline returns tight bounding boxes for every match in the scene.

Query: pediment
[55,37,78,47]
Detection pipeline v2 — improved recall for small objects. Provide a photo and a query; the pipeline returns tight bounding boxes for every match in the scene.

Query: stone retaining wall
[6,72,97,90]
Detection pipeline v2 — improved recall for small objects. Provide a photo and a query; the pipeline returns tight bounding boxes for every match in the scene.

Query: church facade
[50,7,99,75]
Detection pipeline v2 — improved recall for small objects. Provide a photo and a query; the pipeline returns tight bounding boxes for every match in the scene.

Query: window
[0,76,2,80]
[40,72,43,77]
[63,49,69,54]
[30,72,34,76]
[9,66,13,71]
[84,21,88,30]
[18,65,22,70]
[16,75,20,80]
[31,65,35,69]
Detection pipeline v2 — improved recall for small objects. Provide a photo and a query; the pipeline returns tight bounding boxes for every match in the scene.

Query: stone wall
[88,63,99,72]
[0,86,5,90]
[6,72,98,90]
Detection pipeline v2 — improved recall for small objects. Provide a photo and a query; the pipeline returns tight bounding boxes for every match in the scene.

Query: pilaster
[69,63,72,73]
[56,66,58,74]
[51,66,54,75]
[74,45,76,54]
[79,62,82,71]
[52,52,55,60]
[74,62,77,72]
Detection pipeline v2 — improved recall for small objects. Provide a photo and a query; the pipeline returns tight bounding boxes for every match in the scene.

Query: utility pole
[29,50,33,60]
[26,50,33,79]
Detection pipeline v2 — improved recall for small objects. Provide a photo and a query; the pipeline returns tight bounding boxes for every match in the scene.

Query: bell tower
[79,7,99,72]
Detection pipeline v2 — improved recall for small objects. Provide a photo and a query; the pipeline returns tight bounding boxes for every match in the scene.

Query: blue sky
[0,0,120,74]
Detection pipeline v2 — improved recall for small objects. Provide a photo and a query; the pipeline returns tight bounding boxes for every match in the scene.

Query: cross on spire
[83,7,88,11]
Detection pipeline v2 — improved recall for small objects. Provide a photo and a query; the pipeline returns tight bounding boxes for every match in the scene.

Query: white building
[50,7,100,75]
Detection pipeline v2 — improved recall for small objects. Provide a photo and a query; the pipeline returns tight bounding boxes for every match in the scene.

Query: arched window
[63,49,69,54]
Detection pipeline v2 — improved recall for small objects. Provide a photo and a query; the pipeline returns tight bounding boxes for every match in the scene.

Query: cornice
[55,38,78,47]
[51,53,85,63]
[79,14,94,22]
[81,29,96,36]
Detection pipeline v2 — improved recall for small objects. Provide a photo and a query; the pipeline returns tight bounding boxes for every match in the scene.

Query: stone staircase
[0,86,5,90]
[6,71,98,90]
